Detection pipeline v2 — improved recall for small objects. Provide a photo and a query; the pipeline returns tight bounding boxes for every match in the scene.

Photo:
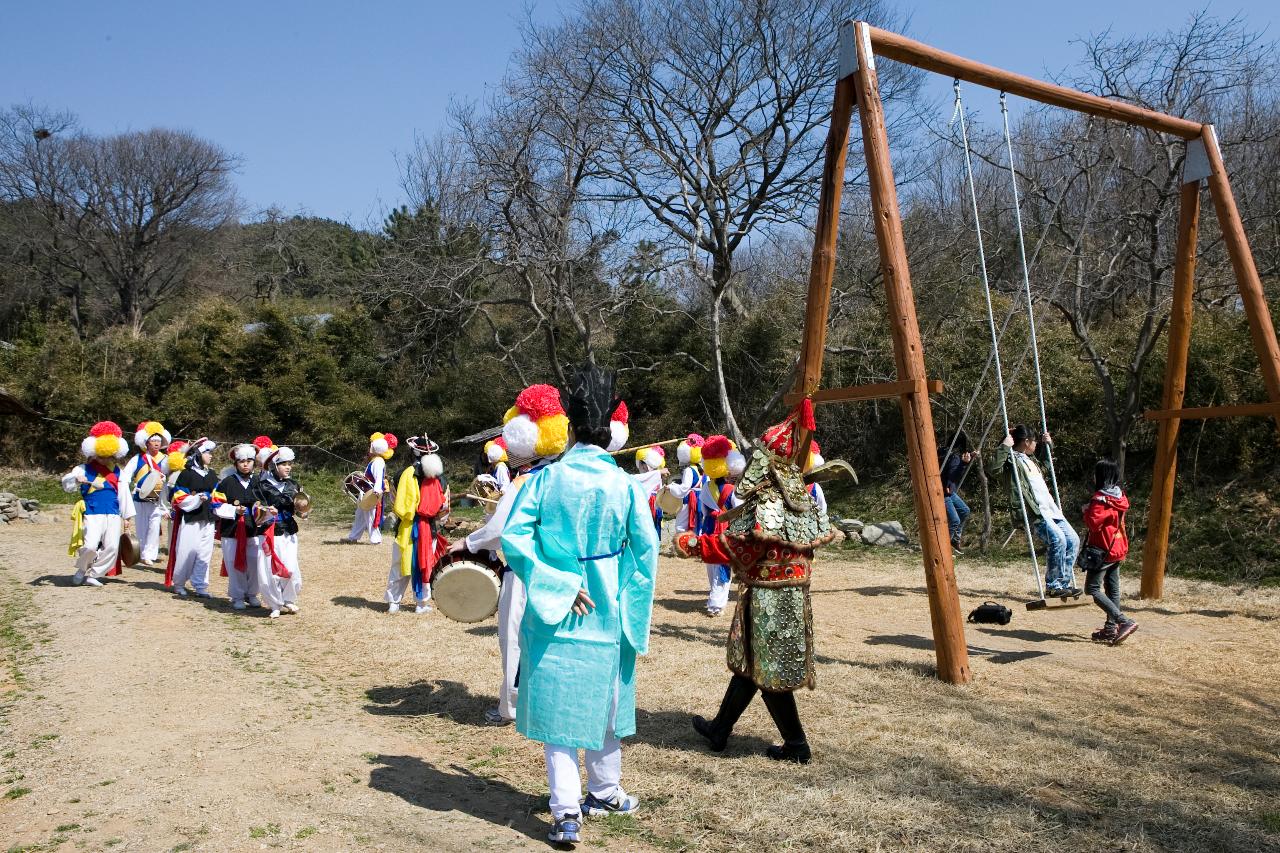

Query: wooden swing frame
[793,21,1280,685]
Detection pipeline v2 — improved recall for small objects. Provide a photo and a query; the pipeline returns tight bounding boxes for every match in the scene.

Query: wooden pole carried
[1140,181,1201,600]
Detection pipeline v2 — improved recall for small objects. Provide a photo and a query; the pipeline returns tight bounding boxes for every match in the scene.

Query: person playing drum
[451,384,570,725]
[122,420,171,567]
[386,435,450,614]
[342,432,396,545]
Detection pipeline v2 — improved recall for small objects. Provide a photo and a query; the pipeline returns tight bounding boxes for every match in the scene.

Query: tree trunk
[709,290,746,446]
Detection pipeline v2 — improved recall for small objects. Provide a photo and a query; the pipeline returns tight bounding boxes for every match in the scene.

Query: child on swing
[1081,459,1138,645]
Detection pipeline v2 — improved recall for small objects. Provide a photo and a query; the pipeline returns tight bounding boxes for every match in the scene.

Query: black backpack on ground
[967,601,1013,625]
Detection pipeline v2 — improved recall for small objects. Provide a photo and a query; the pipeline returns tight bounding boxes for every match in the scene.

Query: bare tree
[551,0,919,443]
[1,117,240,333]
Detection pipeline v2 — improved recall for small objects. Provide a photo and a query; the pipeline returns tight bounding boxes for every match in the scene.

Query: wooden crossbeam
[784,379,943,408]
[1143,401,1280,421]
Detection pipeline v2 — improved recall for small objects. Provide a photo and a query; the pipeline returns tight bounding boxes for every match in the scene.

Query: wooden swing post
[796,22,1280,671]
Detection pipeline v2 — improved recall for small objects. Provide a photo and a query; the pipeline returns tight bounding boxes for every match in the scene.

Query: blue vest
[81,467,121,516]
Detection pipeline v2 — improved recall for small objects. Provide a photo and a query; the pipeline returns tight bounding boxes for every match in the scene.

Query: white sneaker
[414,602,433,614]
[387,602,400,613]
[269,609,281,619]
[283,603,299,614]
[232,600,247,611]
[83,577,104,587]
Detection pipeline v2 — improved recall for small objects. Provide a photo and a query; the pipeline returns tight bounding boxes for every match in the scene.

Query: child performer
[386,436,450,614]
[167,437,219,597]
[215,444,282,614]
[501,367,658,846]
[62,421,135,587]
[697,436,741,617]
[484,436,511,493]
[666,434,705,536]
[1081,459,1137,645]
[633,446,667,535]
[257,446,305,614]
[343,432,396,544]
[123,420,171,566]
[805,441,828,515]
[456,385,571,725]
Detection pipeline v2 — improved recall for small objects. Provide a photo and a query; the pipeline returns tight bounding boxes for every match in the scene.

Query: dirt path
[3,515,1279,852]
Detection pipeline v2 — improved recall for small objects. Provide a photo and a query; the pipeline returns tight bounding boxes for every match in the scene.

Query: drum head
[358,489,380,511]
[656,487,683,516]
[433,562,501,623]
[136,468,163,498]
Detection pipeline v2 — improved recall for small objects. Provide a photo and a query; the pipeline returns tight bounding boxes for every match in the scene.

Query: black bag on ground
[967,601,1013,625]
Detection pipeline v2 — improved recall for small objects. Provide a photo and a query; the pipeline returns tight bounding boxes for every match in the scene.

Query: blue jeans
[944,493,970,542]
[1034,517,1079,589]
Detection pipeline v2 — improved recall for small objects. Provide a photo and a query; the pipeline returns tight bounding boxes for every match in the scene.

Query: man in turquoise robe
[500,366,658,846]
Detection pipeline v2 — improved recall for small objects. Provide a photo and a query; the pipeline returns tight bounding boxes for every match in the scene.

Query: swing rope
[951,81,1045,600]
[1000,92,1061,506]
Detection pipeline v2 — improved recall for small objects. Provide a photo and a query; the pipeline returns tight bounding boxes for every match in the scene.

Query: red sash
[415,478,448,584]
[164,519,182,586]
[87,460,120,491]
[262,523,292,579]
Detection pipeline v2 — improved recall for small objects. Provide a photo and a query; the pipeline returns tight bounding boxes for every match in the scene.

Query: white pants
[171,520,215,594]
[545,679,621,820]
[385,542,432,604]
[135,500,163,562]
[674,503,691,533]
[706,565,731,611]
[74,513,121,580]
[223,536,282,608]
[271,532,301,605]
[496,571,527,720]
[348,504,382,544]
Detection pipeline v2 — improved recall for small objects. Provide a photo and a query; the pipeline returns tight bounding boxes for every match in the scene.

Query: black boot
[760,689,811,764]
[692,674,757,752]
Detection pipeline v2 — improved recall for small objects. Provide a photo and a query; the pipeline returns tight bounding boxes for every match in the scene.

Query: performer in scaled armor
[676,402,840,764]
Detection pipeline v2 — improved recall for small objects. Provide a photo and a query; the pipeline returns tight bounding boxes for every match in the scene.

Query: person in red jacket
[1081,459,1137,645]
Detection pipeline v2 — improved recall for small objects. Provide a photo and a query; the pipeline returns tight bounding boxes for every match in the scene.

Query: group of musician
[62,420,306,619]
[62,373,839,847]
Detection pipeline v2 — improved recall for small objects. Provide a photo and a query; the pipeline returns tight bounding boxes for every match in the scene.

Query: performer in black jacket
[166,437,219,598]
[255,446,305,615]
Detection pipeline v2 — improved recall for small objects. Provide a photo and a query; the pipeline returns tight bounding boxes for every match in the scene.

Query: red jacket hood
[1093,490,1130,511]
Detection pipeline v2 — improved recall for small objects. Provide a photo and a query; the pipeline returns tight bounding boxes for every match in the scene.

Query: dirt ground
[2,513,1278,852]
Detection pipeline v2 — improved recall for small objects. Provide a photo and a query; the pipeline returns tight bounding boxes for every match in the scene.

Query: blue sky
[3,1,1272,227]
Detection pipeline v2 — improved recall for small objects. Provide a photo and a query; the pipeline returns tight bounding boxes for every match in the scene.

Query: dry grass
[291,528,1280,852]
[3,518,1278,851]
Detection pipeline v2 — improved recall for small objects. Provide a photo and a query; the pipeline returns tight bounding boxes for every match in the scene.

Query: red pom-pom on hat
[515,384,565,420]
[811,440,820,455]
[493,436,507,450]
[252,435,274,450]
[611,401,629,424]
[702,434,732,460]
[384,433,399,450]
[168,440,188,453]
[90,421,122,437]
[687,433,705,447]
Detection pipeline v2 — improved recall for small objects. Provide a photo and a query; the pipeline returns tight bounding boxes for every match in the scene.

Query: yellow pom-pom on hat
[134,420,171,450]
[502,384,570,460]
[701,435,735,480]
[81,421,128,460]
